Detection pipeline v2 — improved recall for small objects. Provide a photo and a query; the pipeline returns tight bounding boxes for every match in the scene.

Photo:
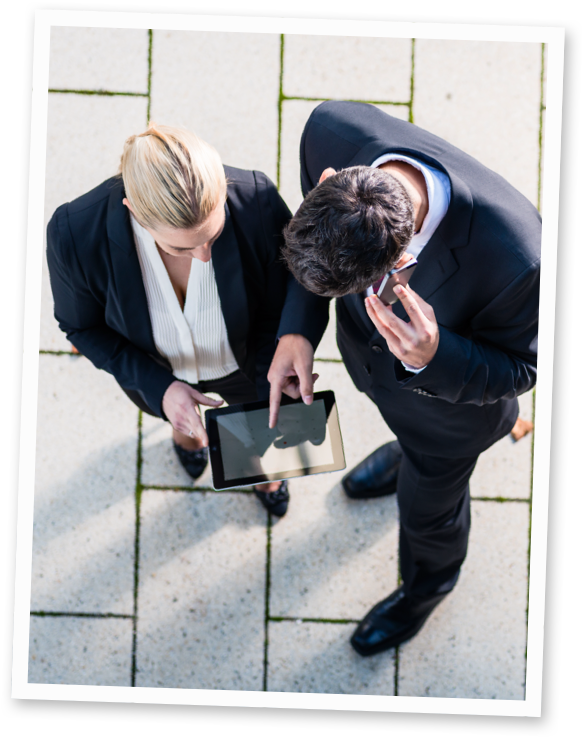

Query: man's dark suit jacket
[47,166,327,418]
[300,101,540,458]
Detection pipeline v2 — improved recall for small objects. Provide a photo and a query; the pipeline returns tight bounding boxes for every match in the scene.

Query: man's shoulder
[306,101,439,153]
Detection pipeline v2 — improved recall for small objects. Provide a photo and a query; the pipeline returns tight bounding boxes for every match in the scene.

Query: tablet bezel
[205,390,345,490]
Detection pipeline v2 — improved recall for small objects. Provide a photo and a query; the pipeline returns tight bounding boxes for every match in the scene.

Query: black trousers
[120,369,259,418]
[396,442,478,599]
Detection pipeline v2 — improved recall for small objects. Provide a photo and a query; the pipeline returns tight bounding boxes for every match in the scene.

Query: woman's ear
[122,197,134,216]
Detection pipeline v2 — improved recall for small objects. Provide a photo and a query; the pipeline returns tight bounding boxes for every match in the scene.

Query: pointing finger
[269,377,284,429]
[296,360,316,405]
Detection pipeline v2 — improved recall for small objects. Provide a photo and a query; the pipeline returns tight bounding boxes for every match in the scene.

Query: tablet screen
[205,391,345,489]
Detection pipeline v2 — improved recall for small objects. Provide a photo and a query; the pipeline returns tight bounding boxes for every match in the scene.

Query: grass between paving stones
[409,38,415,123]
[130,409,144,687]
[147,30,153,124]
[48,89,148,97]
[30,611,133,619]
[262,512,273,690]
[537,43,545,217]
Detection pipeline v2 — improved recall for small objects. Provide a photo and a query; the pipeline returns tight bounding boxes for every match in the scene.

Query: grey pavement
[31,26,543,697]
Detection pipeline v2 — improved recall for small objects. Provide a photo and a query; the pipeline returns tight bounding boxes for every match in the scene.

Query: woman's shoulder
[223,165,290,225]
[224,164,276,194]
[48,176,123,257]
[50,176,121,226]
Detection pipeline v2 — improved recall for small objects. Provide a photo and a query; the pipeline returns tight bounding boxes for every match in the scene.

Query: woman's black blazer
[46,166,327,417]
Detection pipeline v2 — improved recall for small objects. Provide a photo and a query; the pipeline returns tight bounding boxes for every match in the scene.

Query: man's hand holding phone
[377,256,418,306]
[365,282,440,370]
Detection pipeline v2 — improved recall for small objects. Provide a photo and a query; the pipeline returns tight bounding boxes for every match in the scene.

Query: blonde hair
[119,123,226,230]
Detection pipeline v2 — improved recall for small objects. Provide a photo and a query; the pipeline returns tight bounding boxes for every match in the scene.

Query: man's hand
[162,380,223,447]
[365,284,439,369]
[267,334,319,429]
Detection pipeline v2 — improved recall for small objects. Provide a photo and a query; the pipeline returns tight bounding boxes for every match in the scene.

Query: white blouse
[130,213,239,384]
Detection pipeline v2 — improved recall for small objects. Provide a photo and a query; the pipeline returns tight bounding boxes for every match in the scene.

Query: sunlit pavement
[30,27,543,698]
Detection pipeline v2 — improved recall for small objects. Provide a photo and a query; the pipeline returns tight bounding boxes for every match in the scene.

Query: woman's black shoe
[254,480,289,517]
[173,441,209,480]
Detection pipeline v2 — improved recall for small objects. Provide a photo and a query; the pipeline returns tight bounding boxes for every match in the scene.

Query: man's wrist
[401,360,427,374]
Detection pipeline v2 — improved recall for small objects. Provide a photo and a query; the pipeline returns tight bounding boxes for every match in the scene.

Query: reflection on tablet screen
[216,399,333,481]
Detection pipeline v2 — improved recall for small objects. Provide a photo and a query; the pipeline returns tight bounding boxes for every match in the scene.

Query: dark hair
[282,166,415,297]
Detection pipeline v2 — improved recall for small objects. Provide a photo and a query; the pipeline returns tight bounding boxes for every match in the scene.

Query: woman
[46,123,323,517]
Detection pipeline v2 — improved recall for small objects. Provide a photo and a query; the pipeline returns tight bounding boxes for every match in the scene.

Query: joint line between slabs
[277,33,285,192]
[147,29,153,124]
[282,94,410,107]
[30,611,133,619]
[263,512,273,691]
[48,89,148,97]
[268,616,359,625]
[409,38,416,123]
[537,43,545,214]
[141,485,253,493]
[470,496,530,504]
[524,403,538,692]
[131,409,144,688]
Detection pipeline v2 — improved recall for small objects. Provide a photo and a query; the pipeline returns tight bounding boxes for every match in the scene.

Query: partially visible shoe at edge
[342,441,403,499]
[350,585,449,656]
[254,480,290,517]
[173,441,209,480]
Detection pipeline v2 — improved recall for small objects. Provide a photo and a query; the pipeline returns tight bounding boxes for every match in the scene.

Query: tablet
[205,390,346,490]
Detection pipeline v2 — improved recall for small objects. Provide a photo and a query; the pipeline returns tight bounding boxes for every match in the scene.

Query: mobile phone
[376,257,418,306]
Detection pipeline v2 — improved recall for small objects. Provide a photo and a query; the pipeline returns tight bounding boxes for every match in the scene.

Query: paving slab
[283,34,412,103]
[280,99,410,214]
[271,361,398,620]
[267,621,395,695]
[32,354,138,613]
[150,30,281,184]
[470,389,534,500]
[28,615,133,686]
[398,500,529,699]
[42,92,148,351]
[49,26,149,93]
[413,39,542,207]
[136,490,267,689]
[44,92,148,227]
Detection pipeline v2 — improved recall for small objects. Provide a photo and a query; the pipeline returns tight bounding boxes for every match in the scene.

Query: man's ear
[318,167,337,184]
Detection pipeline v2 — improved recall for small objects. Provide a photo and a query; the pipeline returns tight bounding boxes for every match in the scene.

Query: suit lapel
[212,202,249,365]
[394,169,472,318]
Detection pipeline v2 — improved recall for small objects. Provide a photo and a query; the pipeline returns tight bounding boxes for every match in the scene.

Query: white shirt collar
[369,152,451,258]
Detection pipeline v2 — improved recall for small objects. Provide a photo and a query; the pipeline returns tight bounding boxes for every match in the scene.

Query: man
[269,100,539,656]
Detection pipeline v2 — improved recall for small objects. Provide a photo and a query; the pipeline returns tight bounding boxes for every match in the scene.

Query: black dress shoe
[342,441,402,499]
[173,441,209,480]
[254,480,289,517]
[350,586,448,656]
